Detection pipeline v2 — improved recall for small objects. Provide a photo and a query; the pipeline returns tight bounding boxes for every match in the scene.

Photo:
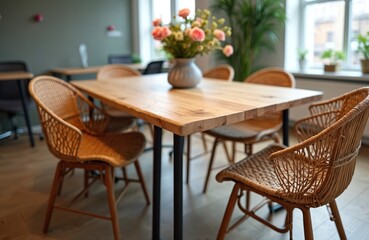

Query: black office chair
[0,61,40,146]
[142,60,164,75]
[108,54,133,64]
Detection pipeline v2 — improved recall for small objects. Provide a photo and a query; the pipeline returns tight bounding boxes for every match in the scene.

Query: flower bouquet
[152,8,233,88]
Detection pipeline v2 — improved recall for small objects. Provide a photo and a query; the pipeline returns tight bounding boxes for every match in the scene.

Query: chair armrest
[268,128,336,201]
[294,111,340,142]
[38,105,82,161]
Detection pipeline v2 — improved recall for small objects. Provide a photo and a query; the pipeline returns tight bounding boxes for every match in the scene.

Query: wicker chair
[97,64,140,119]
[201,68,295,193]
[185,64,234,184]
[203,64,235,81]
[29,76,150,240]
[216,87,369,240]
[97,64,154,137]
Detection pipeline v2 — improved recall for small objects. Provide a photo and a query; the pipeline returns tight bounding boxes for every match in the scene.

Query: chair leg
[217,184,241,240]
[84,169,89,197]
[134,161,150,205]
[121,167,129,186]
[186,135,191,184]
[104,165,121,240]
[203,138,220,193]
[201,132,208,152]
[43,161,64,233]
[301,207,314,240]
[329,200,347,240]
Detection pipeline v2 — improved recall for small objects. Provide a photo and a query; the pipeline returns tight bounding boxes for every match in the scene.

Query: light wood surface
[71,73,323,136]
[0,71,33,81]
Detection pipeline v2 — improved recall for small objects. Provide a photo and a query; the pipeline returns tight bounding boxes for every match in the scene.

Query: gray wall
[0,0,132,132]
[0,0,132,75]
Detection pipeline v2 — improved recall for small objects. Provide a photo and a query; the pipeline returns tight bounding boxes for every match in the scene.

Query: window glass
[350,0,369,66]
[152,0,171,24]
[300,0,369,70]
[304,1,345,65]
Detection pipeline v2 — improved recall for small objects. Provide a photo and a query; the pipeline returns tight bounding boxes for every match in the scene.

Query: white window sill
[289,68,369,84]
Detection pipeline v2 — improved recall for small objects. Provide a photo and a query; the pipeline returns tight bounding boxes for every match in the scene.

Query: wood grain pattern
[71,73,323,136]
[0,71,33,81]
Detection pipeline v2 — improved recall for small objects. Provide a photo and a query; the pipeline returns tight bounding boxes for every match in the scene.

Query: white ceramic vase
[167,58,202,88]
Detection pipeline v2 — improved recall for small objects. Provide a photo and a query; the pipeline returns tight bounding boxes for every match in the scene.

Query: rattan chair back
[245,68,296,125]
[280,87,369,206]
[203,64,234,81]
[97,64,141,80]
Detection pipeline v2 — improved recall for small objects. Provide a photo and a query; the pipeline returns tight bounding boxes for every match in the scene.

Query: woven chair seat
[78,132,146,167]
[216,144,284,196]
[104,114,135,132]
[206,118,281,142]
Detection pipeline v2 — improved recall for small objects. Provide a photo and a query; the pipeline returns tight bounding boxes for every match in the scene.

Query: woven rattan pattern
[217,87,369,207]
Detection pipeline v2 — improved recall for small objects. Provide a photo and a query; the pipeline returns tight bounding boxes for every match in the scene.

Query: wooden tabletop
[0,71,34,81]
[71,73,323,136]
[51,63,146,76]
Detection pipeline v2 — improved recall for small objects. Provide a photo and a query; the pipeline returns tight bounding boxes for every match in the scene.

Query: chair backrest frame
[203,64,234,81]
[97,64,141,80]
[142,60,164,75]
[108,54,133,64]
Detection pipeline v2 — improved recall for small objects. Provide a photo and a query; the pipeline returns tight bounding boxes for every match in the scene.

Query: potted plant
[298,49,308,71]
[357,32,369,74]
[212,0,286,81]
[321,49,345,72]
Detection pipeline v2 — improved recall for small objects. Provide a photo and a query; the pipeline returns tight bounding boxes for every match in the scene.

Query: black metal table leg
[152,126,162,240]
[66,75,72,82]
[173,134,184,240]
[17,80,34,147]
[282,109,289,146]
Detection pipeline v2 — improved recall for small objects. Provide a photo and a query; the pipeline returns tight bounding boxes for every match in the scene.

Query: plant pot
[360,59,369,74]
[324,64,337,72]
[167,58,202,88]
[299,59,307,71]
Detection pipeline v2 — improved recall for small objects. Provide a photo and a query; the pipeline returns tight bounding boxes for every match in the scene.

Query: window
[301,0,369,70]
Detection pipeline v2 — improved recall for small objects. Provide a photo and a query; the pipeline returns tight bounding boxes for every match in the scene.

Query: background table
[71,73,323,240]
[51,63,146,82]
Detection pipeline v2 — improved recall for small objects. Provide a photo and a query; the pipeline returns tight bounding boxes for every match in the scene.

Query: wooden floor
[1,126,369,240]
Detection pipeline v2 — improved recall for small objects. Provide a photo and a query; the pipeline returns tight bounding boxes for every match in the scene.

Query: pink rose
[223,45,233,57]
[178,8,190,19]
[214,29,225,41]
[152,18,162,27]
[190,27,205,42]
[152,26,171,41]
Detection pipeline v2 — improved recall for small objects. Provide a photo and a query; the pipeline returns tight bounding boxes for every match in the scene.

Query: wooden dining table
[71,73,323,240]
[0,71,35,147]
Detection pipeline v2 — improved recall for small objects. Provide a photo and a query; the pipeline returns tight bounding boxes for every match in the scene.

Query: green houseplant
[321,49,345,72]
[357,32,369,74]
[212,0,287,81]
